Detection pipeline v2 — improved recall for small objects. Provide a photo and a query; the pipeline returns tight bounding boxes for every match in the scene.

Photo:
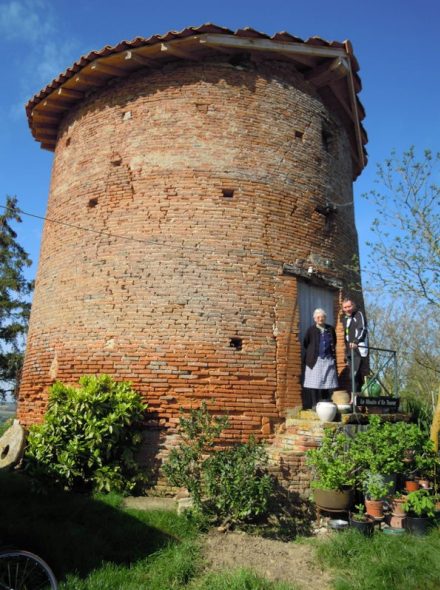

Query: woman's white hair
[313,308,327,320]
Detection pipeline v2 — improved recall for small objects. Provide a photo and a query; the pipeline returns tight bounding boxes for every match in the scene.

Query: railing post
[351,347,356,404]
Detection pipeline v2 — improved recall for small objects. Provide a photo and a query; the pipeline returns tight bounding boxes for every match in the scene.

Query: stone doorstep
[123,496,177,512]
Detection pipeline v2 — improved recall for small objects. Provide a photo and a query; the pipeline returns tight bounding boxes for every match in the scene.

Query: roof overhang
[26,25,368,178]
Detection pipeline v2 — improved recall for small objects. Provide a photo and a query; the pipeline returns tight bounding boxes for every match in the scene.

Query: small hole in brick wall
[66,137,71,146]
[229,337,243,351]
[295,130,304,140]
[222,188,234,199]
[88,198,98,208]
[322,125,334,153]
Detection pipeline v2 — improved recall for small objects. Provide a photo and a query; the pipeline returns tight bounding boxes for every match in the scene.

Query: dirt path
[202,530,332,589]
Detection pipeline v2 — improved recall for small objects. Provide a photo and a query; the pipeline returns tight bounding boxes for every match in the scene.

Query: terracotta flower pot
[365,499,384,519]
[405,480,420,492]
[391,497,407,516]
[389,514,406,529]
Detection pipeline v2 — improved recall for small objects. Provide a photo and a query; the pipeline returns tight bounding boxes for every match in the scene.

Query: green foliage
[404,489,437,518]
[163,402,273,525]
[349,415,427,478]
[162,402,229,508]
[203,438,274,524]
[362,472,393,501]
[401,393,434,437]
[414,439,440,482]
[25,375,147,493]
[0,196,33,397]
[306,428,356,490]
[351,503,367,522]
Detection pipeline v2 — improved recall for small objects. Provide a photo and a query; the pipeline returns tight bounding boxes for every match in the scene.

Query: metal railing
[351,345,398,399]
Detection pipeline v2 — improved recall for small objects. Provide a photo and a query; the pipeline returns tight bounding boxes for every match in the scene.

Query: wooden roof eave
[28,33,366,173]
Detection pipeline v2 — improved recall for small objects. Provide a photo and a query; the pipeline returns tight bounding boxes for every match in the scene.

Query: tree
[0,196,33,397]
[364,147,440,307]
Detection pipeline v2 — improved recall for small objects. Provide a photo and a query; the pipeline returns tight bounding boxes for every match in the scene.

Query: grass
[3,468,440,589]
[316,527,440,590]
[0,470,297,589]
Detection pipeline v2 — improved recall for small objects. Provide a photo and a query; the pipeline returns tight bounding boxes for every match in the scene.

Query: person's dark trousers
[303,388,331,409]
[347,354,368,392]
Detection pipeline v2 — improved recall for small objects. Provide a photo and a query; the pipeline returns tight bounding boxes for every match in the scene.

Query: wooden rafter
[89,61,128,77]
[198,34,346,60]
[160,41,199,60]
[305,56,350,88]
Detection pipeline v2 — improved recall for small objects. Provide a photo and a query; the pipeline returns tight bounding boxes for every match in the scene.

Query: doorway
[297,280,337,408]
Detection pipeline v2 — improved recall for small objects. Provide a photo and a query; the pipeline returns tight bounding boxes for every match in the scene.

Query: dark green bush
[25,375,147,493]
[163,402,273,525]
[162,402,228,507]
[203,438,274,524]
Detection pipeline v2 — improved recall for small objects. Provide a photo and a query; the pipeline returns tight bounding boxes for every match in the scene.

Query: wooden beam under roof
[57,87,84,100]
[124,50,157,67]
[41,142,56,150]
[31,111,61,124]
[73,74,106,88]
[304,56,350,87]
[198,34,347,60]
[89,61,128,77]
[160,41,200,60]
[40,99,71,113]
[36,131,58,141]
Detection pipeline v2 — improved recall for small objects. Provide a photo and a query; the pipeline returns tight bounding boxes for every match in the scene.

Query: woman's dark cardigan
[303,324,337,369]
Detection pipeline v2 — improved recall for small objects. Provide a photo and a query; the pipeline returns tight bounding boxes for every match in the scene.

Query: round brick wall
[19,58,361,444]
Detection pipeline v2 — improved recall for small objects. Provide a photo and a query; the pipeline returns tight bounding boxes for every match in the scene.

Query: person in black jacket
[341,298,369,392]
[303,308,338,410]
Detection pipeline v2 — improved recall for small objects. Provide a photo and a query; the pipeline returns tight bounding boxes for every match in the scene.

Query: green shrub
[306,427,357,490]
[203,438,274,524]
[163,402,273,525]
[25,375,147,493]
[162,402,228,508]
[349,415,427,481]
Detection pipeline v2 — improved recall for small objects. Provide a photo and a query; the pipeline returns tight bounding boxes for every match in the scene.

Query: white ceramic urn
[316,401,337,422]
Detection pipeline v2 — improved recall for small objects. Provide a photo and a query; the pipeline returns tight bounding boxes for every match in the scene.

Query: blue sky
[1,0,439,285]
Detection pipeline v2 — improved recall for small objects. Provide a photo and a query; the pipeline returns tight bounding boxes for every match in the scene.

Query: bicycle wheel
[0,549,57,590]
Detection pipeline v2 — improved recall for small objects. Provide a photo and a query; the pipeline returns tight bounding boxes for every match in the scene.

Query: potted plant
[349,503,375,536]
[350,416,427,492]
[403,489,436,535]
[307,427,356,511]
[363,472,393,519]
[390,491,407,517]
[414,442,439,489]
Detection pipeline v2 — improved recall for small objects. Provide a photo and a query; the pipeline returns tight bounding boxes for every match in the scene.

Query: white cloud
[0,0,54,42]
[2,1,79,119]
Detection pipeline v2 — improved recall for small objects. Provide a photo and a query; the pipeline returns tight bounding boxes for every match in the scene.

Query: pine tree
[0,196,33,397]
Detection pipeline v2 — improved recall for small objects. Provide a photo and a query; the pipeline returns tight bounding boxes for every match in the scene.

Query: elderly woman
[303,308,338,409]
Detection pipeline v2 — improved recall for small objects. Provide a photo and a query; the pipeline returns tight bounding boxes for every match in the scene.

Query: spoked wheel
[0,550,57,590]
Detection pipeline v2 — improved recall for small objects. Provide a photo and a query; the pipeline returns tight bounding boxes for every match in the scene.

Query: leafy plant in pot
[362,472,393,519]
[349,503,375,536]
[414,441,439,489]
[306,427,356,512]
[350,417,426,484]
[403,489,436,535]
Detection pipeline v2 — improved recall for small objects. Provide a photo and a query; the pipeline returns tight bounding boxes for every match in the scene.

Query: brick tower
[19,25,367,449]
